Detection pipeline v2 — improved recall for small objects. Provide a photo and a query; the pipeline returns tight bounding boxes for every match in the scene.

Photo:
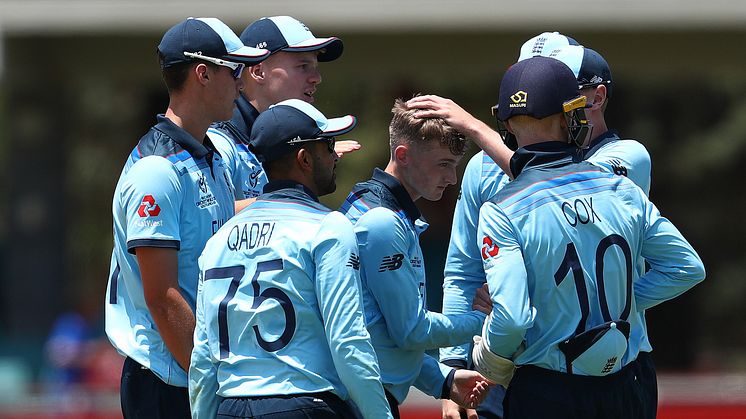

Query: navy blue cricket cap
[497,56,584,121]
[240,16,343,62]
[249,99,356,163]
[549,45,613,98]
[158,17,270,69]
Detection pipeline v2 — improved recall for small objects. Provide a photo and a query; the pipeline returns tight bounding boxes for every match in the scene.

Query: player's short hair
[389,97,467,156]
[158,51,216,93]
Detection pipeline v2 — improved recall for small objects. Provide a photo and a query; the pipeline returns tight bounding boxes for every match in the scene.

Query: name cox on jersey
[561,197,601,227]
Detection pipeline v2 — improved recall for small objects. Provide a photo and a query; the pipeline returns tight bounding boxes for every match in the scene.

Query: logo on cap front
[510,91,528,108]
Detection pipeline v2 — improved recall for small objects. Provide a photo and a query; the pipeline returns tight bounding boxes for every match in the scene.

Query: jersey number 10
[553,234,633,337]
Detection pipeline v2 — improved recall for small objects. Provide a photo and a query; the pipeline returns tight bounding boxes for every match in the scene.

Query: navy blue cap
[548,45,613,98]
[240,16,343,62]
[249,99,356,163]
[497,56,584,121]
[158,17,269,68]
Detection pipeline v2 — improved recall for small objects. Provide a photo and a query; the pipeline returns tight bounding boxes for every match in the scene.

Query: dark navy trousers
[120,357,190,419]
[217,392,361,419]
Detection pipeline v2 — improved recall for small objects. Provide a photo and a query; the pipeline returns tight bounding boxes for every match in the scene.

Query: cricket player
[409,32,658,419]
[340,98,492,418]
[189,99,393,419]
[104,18,268,418]
[207,16,358,210]
[472,55,705,418]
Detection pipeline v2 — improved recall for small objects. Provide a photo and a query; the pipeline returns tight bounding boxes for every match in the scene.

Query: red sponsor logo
[137,195,161,218]
[481,236,499,260]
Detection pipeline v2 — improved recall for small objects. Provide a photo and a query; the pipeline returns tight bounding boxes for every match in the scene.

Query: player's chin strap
[491,104,518,151]
[471,316,517,388]
[563,96,593,148]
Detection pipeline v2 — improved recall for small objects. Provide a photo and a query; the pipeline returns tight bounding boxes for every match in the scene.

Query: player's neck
[384,161,421,202]
[164,102,210,144]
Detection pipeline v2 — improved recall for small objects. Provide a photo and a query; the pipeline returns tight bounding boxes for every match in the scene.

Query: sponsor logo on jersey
[509,91,528,108]
[346,253,360,270]
[410,256,422,268]
[378,253,404,272]
[609,159,628,177]
[137,195,161,218]
[481,235,499,260]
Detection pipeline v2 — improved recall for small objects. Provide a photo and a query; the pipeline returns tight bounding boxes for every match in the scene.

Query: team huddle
[104,15,705,419]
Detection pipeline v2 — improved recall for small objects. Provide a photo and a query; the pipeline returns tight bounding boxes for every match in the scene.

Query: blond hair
[389,97,467,156]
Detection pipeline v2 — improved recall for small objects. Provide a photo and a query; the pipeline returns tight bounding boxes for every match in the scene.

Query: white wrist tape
[471,334,515,387]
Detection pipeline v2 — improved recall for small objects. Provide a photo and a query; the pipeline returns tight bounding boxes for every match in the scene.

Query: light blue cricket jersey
[440,130,654,366]
[440,151,511,368]
[190,181,392,419]
[105,115,235,387]
[340,168,485,404]
[477,142,705,373]
[207,95,268,199]
[584,129,652,196]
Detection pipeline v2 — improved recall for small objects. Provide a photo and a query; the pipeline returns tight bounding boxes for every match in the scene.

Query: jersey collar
[153,114,213,160]
[510,141,583,178]
[583,129,621,159]
[229,94,261,141]
[371,168,422,223]
[263,180,320,202]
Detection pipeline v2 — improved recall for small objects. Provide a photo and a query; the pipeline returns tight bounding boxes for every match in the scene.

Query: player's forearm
[146,289,196,371]
[459,119,514,179]
[634,265,705,311]
[393,310,485,351]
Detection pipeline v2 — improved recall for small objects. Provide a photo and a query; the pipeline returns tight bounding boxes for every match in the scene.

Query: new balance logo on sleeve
[609,159,628,177]
[378,253,405,272]
[346,254,360,270]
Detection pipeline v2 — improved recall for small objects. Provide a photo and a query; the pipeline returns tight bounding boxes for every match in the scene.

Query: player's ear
[393,144,410,165]
[195,63,210,85]
[296,148,314,172]
[588,85,606,110]
[248,63,265,83]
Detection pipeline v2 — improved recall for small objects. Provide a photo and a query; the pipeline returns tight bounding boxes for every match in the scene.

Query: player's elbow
[489,307,532,340]
[688,257,706,285]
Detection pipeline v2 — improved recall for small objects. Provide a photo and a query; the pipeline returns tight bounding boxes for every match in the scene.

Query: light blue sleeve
[357,208,484,351]
[441,153,509,364]
[314,212,393,419]
[478,202,536,359]
[121,156,182,248]
[412,354,453,398]
[189,262,222,419]
[587,139,652,196]
[634,197,706,311]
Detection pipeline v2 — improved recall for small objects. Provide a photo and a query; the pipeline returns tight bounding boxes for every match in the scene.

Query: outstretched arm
[406,95,514,178]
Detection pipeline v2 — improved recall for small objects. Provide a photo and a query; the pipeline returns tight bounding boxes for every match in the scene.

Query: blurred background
[0,1,744,418]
